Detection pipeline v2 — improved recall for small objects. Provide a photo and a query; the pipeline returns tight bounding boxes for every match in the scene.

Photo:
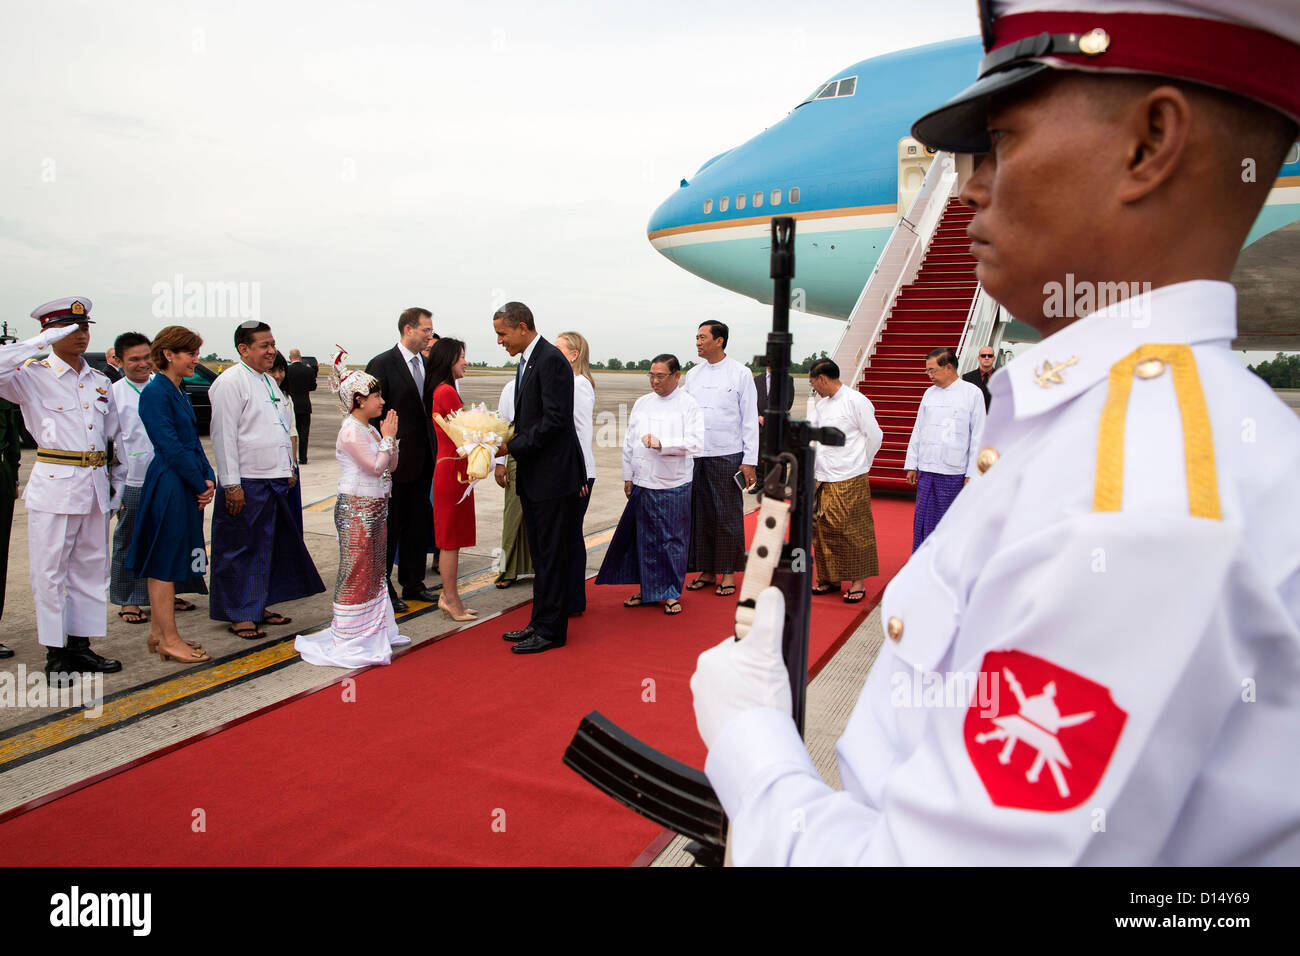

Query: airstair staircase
[829,153,996,494]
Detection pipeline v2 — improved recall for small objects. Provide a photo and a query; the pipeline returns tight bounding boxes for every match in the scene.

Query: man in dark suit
[283,349,317,464]
[493,301,585,655]
[755,367,794,447]
[365,307,440,611]
[961,346,996,412]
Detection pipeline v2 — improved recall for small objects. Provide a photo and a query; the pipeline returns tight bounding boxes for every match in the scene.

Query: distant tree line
[592,351,829,374]
[1248,353,1300,388]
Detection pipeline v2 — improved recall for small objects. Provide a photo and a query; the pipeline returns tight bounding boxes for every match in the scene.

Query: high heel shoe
[156,642,211,664]
[438,597,477,622]
[148,634,202,653]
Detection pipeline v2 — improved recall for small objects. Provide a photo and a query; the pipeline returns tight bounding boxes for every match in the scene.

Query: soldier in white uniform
[690,0,1300,864]
[0,298,122,682]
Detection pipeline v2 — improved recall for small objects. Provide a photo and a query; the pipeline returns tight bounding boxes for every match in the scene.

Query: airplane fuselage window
[837,77,857,96]
[736,193,746,210]
[802,76,858,106]
[790,187,800,203]
[771,189,781,206]
[753,191,763,208]
[703,199,713,214]
[719,195,729,212]
[815,82,837,99]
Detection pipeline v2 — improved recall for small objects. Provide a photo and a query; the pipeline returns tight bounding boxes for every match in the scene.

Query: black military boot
[66,636,122,674]
[45,646,74,688]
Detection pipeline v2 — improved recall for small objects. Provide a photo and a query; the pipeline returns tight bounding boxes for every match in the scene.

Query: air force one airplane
[647,36,1300,344]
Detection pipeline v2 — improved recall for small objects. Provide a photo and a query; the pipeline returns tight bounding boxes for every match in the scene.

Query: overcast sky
[0,0,987,367]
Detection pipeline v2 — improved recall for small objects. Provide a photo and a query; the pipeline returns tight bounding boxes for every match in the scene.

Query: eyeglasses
[648,372,671,382]
[979,352,995,358]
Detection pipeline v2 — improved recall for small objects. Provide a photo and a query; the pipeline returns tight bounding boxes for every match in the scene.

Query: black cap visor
[911,61,1051,154]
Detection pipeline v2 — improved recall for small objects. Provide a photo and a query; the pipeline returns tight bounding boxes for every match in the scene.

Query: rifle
[563,217,844,865]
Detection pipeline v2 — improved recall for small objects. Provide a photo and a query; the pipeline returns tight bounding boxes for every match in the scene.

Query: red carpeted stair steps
[864,197,979,493]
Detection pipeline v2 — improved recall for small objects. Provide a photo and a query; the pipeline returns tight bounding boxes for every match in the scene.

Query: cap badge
[1077,28,1110,56]
[70,300,86,316]
[1033,356,1079,388]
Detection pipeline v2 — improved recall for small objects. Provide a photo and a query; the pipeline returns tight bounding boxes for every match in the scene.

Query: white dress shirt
[209,362,295,485]
[574,375,596,481]
[397,341,424,394]
[704,280,1300,865]
[683,356,759,464]
[811,384,883,482]
[623,387,705,490]
[493,380,516,469]
[904,378,986,478]
[111,374,155,488]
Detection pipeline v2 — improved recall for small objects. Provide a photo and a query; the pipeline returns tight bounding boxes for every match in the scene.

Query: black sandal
[624,594,644,607]
[495,579,516,589]
[118,608,150,624]
[228,624,267,640]
[714,584,736,597]
[174,598,197,612]
[685,576,714,591]
[843,589,866,604]
[811,583,838,595]
[260,612,293,626]
[663,600,682,615]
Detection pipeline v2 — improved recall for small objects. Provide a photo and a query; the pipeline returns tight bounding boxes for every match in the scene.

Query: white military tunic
[705,281,1300,864]
[0,325,120,647]
[904,378,986,478]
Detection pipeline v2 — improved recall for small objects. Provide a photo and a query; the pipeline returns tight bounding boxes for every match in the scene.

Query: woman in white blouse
[295,356,410,667]
[554,331,596,614]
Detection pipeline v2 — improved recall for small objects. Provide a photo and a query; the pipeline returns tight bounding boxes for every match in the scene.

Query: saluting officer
[690,0,1300,864]
[0,298,123,682]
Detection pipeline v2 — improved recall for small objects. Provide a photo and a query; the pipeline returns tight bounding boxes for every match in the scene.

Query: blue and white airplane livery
[648,36,1300,323]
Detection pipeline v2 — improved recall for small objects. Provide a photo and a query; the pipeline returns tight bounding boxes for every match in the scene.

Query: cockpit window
[799,75,858,107]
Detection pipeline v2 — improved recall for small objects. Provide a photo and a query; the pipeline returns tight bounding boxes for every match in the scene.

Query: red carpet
[1,498,914,866]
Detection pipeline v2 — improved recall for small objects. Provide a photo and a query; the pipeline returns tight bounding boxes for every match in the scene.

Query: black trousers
[0,489,12,620]
[521,489,580,644]
[387,456,434,592]
[566,478,594,613]
[295,411,311,463]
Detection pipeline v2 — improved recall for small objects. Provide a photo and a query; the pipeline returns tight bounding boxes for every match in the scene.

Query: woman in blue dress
[126,326,216,664]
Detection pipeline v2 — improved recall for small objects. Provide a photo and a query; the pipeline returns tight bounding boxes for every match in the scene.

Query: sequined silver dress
[295,417,409,667]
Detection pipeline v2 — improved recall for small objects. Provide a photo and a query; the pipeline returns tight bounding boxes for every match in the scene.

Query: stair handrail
[956,285,1003,374]
[831,152,958,388]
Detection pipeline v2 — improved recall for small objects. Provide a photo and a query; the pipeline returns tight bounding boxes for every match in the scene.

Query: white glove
[690,585,792,749]
[36,323,80,349]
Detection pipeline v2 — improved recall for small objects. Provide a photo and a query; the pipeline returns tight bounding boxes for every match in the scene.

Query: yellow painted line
[305,496,337,513]
[0,642,299,767]
[0,522,623,766]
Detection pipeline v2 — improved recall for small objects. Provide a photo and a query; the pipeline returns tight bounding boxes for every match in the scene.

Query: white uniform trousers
[28,504,109,648]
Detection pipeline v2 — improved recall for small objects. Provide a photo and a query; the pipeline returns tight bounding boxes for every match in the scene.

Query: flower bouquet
[433,403,515,501]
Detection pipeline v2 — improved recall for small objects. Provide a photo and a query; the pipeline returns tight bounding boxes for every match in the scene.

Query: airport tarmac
[0,369,815,824]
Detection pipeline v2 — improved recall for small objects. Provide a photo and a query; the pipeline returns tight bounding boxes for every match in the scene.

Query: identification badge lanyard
[243,362,290,434]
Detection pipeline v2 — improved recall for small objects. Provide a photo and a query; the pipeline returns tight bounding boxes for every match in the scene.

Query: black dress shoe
[45,648,73,687]
[511,634,565,654]
[0,643,13,659]
[402,586,441,603]
[66,636,122,673]
[502,625,535,643]
[387,582,408,613]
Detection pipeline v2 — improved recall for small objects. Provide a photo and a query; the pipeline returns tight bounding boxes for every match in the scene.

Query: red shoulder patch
[964,649,1126,812]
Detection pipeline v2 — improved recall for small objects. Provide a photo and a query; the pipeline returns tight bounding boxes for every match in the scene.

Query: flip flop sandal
[685,577,714,591]
[118,609,150,624]
[174,598,197,612]
[228,625,267,640]
[260,613,293,626]
[495,579,516,589]
[810,583,838,595]
[623,594,644,607]
[714,585,737,597]
[843,590,867,604]
[663,600,683,615]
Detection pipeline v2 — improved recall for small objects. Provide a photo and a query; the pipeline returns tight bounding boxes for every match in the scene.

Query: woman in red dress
[428,337,476,621]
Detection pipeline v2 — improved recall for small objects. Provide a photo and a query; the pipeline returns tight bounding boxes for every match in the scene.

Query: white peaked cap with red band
[912,0,1300,153]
